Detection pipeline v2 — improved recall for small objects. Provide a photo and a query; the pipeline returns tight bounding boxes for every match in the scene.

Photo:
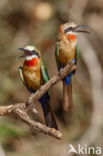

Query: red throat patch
[67,34,76,40]
[24,58,38,66]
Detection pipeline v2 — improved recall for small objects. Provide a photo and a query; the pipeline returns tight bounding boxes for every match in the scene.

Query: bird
[55,22,90,111]
[18,45,58,129]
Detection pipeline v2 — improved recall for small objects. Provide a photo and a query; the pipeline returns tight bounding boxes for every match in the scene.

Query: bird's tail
[39,93,58,130]
[63,74,73,112]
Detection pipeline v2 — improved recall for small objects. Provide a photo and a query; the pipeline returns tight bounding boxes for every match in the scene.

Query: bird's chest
[23,64,43,90]
[59,41,76,65]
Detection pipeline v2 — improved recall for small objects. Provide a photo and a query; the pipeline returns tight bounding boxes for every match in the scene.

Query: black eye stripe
[32,50,39,57]
[64,27,74,34]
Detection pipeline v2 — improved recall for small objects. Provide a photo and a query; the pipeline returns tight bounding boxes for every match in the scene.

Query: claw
[26,93,34,107]
[39,85,43,90]
[68,58,75,65]
[59,68,62,76]
[26,101,30,107]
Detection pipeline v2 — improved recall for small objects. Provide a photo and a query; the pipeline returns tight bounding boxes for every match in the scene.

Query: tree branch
[0,63,76,140]
[27,63,76,110]
[0,103,26,116]
[14,108,62,140]
[0,104,62,139]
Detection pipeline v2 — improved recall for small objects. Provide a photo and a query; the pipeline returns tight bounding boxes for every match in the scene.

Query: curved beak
[74,25,90,33]
[18,48,25,51]
[18,54,26,59]
[17,48,26,59]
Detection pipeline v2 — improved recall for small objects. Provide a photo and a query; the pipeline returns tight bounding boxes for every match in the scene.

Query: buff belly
[23,65,43,91]
[59,42,76,65]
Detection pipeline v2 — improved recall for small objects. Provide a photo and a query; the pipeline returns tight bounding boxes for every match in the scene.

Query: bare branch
[0,104,62,139]
[14,108,62,140]
[0,63,76,140]
[27,63,76,110]
[0,103,26,116]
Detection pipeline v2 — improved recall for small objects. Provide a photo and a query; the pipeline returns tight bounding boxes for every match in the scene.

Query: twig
[0,103,26,116]
[0,63,76,140]
[14,108,62,139]
[0,104,62,139]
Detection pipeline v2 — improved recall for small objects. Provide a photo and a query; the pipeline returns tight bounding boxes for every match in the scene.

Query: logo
[68,144,102,155]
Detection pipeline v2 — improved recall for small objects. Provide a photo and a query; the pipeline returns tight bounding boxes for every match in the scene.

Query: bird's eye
[32,50,35,53]
[32,50,39,57]
[69,27,72,30]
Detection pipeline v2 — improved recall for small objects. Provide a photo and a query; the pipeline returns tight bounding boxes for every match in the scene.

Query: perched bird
[55,22,90,111]
[18,45,58,129]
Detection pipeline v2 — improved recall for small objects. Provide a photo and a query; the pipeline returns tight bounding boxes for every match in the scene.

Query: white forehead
[63,22,77,30]
[24,45,35,51]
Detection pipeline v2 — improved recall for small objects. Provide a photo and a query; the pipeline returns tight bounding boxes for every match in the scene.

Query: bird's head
[18,45,40,66]
[59,22,90,41]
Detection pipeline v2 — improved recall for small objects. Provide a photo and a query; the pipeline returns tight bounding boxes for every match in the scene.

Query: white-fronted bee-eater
[18,45,58,129]
[55,22,90,111]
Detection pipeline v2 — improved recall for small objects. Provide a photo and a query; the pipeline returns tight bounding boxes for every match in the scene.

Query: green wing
[75,44,80,65]
[40,61,49,83]
[55,42,60,70]
[18,66,25,85]
[40,61,50,95]
[18,66,29,88]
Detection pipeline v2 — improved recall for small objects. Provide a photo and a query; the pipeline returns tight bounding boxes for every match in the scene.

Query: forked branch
[0,63,76,140]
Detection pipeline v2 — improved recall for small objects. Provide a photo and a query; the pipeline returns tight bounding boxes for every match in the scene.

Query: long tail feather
[63,79,73,111]
[39,93,58,130]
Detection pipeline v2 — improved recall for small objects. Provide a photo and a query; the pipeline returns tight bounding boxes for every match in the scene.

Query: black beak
[18,48,26,51]
[18,54,26,59]
[17,48,26,59]
[74,25,90,33]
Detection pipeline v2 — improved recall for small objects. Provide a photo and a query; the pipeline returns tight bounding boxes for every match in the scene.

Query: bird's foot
[68,60,73,65]
[26,101,30,107]
[26,93,34,107]
[58,68,63,76]
[68,58,75,65]
[39,85,44,91]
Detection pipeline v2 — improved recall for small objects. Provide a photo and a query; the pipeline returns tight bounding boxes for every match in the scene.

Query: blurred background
[0,0,103,155]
